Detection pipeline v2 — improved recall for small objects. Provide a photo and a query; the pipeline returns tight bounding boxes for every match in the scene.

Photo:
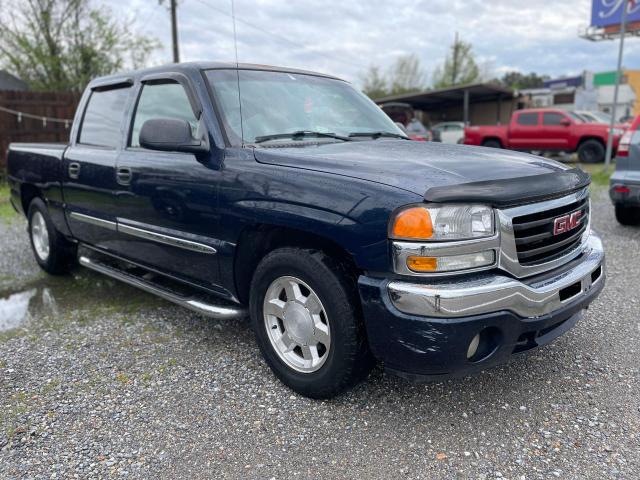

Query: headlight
[390,204,494,241]
[609,128,624,136]
[390,204,498,275]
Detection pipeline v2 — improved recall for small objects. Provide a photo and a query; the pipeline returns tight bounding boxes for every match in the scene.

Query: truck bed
[463,125,508,147]
[6,142,68,220]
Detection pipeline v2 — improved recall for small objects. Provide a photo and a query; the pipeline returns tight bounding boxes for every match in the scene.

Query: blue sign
[544,76,583,89]
[591,0,640,28]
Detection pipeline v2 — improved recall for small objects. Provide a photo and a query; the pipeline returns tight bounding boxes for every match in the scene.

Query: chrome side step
[78,255,246,320]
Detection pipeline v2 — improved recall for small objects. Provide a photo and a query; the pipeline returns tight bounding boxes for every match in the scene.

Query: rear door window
[130,82,197,148]
[516,112,538,126]
[79,87,131,148]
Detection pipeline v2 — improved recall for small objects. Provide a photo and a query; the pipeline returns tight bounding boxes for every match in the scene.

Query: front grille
[512,195,589,265]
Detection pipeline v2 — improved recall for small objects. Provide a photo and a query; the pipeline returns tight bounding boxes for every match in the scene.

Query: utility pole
[605,0,631,166]
[170,0,180,63]
[451,31,459,86]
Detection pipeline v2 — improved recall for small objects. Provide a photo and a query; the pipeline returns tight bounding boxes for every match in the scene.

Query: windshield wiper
[348,131,410,140]
[253,130,352,144]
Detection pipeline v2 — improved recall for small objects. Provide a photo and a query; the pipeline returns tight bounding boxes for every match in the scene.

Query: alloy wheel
[263,276,331,373]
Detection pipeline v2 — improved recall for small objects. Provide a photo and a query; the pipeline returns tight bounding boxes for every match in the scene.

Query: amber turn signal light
[406,256,438,272]
[391,207,433,240]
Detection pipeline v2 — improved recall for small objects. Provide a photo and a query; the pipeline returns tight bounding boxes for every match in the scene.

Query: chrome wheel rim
[263,276,331,373]
[31,211,50,261]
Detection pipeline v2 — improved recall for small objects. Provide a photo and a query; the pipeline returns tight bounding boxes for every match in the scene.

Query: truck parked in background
[610,115,640,225]
[464,108,623,163]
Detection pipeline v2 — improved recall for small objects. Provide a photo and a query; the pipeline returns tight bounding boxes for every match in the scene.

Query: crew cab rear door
[113,74,224,290]
[63,80,133,249]
[540,111,571,149]
[508,111,541,150]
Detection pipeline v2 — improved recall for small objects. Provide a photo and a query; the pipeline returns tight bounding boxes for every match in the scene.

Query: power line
[193,0,368,70]
[0,105,72,128]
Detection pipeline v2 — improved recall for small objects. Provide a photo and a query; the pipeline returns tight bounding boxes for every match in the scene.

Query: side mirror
[560,118,571,127]
[139,117,209,154]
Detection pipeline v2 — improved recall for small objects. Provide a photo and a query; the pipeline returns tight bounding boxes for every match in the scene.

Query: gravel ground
[0,189,639,479]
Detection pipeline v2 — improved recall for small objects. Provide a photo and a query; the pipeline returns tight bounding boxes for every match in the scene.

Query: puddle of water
[0,269,160,334]
[0,289,37,331]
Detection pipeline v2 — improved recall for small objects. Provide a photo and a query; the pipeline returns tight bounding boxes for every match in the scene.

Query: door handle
[116,167,132,186]
[68,162,81,179]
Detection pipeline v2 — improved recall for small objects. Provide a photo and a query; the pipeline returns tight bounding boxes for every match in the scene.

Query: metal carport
[375,83,520,126]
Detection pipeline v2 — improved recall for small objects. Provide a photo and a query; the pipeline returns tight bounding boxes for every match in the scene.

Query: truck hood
[253,140,569,196]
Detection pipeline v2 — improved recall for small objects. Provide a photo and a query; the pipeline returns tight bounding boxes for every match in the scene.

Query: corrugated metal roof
[374,83,515,108]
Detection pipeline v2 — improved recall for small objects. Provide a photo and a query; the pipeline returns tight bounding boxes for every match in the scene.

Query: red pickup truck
[464,108,623,163]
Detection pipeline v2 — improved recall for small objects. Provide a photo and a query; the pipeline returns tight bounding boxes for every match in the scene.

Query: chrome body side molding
[69,211,117,231]
[117,222,217,255]
[68,211,217,255]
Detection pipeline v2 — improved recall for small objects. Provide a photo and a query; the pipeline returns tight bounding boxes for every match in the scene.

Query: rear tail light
[618,130,632,157]
[614,185,631,194]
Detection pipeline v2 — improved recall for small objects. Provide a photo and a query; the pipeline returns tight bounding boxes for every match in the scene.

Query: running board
[78,255,246,320]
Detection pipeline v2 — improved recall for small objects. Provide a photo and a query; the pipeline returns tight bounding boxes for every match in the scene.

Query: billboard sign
[591,0,640,28]
[544,75,584,90]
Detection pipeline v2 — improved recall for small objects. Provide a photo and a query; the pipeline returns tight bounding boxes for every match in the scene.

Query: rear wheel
[482,139,502,149]
[615,204,640,225]
[250,248,373,398]
[28,198,76,274]
[578,139,605,164]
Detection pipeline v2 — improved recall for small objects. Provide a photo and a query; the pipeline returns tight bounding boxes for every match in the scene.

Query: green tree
[387,54,427,95]
[500,71,550,90]
[0,0,160,92]
[360,65,388,99]
[432,33,480,89]
[360,55,427,99]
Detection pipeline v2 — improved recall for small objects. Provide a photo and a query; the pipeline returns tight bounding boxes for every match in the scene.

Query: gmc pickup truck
[7,63,605,398]
[464,108,623,164]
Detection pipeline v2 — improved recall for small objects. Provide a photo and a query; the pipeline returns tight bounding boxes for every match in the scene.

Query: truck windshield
[205,69,405,145]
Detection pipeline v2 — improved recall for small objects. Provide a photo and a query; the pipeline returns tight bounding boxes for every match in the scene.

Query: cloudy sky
[113,0,640,87]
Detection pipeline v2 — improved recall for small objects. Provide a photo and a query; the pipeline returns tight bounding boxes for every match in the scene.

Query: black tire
[249,248,374,399]
[615,204,640,225]
[27,197,76,275]
[578,139,605,164]
[482,139,502,149]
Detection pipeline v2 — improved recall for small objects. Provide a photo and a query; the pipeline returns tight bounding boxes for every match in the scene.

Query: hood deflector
[423,168,591,208]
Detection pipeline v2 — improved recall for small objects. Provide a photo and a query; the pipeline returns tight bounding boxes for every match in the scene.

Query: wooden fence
[0,90,80,176]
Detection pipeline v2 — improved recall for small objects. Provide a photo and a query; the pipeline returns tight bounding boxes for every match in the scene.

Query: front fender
[216,151,422,294]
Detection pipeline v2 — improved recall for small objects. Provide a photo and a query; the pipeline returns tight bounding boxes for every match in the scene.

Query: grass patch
[575,163,613,188]
[0,182,17,222]
[0,329,27,343]
[115,372,131,385]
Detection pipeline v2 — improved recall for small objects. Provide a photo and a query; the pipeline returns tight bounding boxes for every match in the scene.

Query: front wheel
[250,248,373,398]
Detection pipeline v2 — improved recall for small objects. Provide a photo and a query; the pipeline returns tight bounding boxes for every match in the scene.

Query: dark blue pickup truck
[7,62,605,398]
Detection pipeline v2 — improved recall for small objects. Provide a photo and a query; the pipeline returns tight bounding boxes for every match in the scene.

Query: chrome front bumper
[388,233,604,319]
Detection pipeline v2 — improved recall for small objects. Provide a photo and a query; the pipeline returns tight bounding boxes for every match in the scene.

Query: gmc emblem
[553,211,582,236]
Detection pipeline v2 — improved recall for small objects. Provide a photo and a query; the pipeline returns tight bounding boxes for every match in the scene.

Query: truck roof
[88,61,344,89]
